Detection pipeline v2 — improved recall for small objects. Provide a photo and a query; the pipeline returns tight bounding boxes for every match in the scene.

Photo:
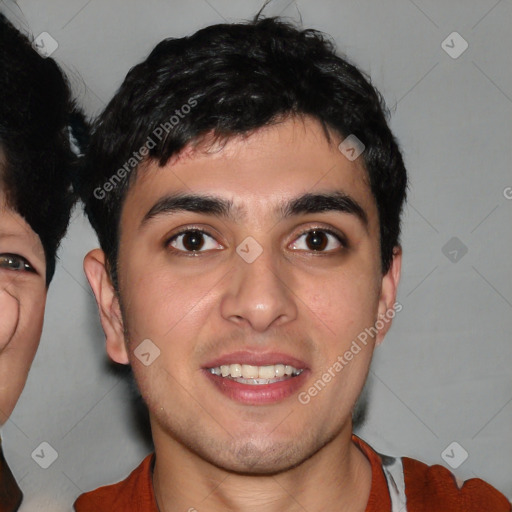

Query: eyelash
[0,253,36,273]
[165,226,348,256]
[293,227,348,252]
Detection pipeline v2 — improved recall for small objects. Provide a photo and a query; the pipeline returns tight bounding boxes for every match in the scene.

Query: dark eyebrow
[141,194,237,228]
[281,192,368,227]
[140,191,368,229]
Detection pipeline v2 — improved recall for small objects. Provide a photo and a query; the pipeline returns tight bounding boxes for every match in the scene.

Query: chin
[189,433,322,476]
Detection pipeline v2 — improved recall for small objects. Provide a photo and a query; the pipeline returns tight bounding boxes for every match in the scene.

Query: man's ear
[375,246,402,346]
[83,249,129,365]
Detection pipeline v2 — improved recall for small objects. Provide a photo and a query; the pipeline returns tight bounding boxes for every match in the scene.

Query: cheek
[301,267,380,343]
[1,286,46,377]
[299,272,379,413]
[0,286,45,424]
[122,261,219,347]
[18,290,46,354]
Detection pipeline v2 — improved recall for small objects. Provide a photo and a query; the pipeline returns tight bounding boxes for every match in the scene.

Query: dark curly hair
[79,17,407,288]
[0,13,86,285]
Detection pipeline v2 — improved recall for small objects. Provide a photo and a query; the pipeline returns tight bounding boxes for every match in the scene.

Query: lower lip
[203,370,309,405]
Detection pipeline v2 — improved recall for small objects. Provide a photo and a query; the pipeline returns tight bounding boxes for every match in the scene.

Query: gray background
[1,0,511,509]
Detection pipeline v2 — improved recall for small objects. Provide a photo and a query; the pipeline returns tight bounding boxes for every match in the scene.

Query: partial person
[0,13,85,511]
[75,17,510,512]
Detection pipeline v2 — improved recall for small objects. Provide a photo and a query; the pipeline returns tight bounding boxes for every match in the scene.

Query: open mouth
[207,363,304,385]
[203,352,309,404]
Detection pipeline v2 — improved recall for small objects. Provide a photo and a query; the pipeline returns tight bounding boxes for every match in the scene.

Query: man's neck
[152,426,372,512]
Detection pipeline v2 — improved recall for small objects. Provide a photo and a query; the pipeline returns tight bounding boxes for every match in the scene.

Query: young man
[0,13,84,511]
[75,17,510,512]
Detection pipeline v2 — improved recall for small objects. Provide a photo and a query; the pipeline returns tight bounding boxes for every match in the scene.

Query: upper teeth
[209,364,303,379]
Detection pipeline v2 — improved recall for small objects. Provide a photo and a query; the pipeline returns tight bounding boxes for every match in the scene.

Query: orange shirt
[74,436,511,511]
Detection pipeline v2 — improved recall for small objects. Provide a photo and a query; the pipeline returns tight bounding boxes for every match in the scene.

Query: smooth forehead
[142,116,368,179]
[122,116,377,227]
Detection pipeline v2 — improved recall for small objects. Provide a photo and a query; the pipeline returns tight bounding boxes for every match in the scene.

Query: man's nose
[219,242,298,332]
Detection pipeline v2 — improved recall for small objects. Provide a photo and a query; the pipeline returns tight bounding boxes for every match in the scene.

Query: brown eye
[305,230,328,251]
[0,253,35,272]
[290,229,345,252]
[167,229,222,253]
[181,231,205,251]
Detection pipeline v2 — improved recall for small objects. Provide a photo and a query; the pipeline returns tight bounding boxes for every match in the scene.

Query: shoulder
[74,454,157,512]
[402,456,511,512]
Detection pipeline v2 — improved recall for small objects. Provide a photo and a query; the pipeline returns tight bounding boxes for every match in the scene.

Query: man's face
[87,116,400,473]
[0,188,47,424]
